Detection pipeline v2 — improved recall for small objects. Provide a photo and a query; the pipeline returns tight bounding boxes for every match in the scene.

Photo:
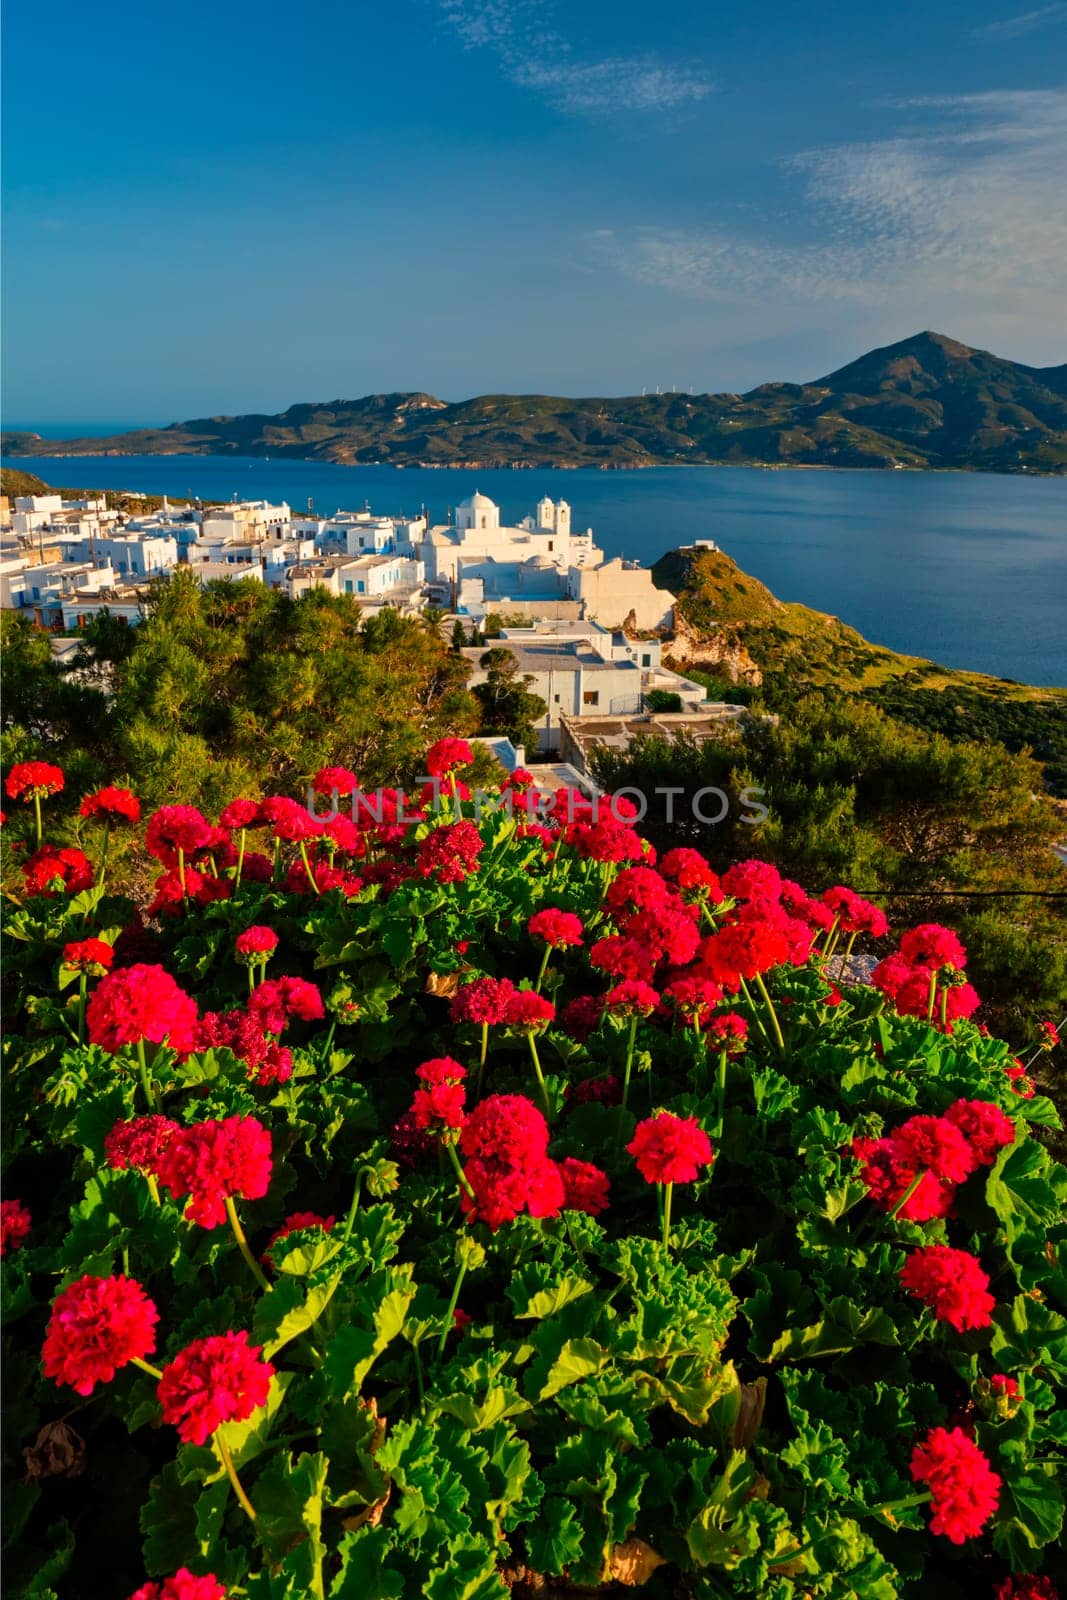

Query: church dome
[459,491,496,510]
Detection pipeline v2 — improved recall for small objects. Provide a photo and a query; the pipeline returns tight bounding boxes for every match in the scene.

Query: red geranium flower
[247,976,324,1035]
[219,798,261,829]
[311,765,359,796]
[659,849,723,898]
[23,846,94,897]
[603,979,660,1017]
[450,976,517,1026]
[943,1099,1015,1166]
[411,1057,468,1132]
[42,1274,159,1396]
[425,738,474,777]
[128,1569,228,1600]
[995,1575,1059,1599]
[105,1116,180,1174]
[5,761,64,801]
[527,908,584,948]
[627,1113,714,1186]
[154,1117,272,1229]
[1,1199,32,1257]
[63,938,114,974]
[234,926,279,962]
[821,886,889,937]
[461,1153,564,1230]
[899,923,967,971]
[85,963,199,1055]
[604,866,671,916]
[720,859,782,907]
[145,805,215,864]
[588,935,656,984]
[700,921,789,988]
[505,989,556,1031]
[416,820,484,883]
[708,1011,749,1047]
[900,1245,995,1332]
[909,1426,1000,1543]
[560,994,605,1043]
[80,786,140,824]
[558,1157,611,1216]
[157,1330,274,1445]
[460,1093,550,1166]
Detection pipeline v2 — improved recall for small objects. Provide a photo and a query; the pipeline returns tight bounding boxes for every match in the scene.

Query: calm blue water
[6,453,1066,685]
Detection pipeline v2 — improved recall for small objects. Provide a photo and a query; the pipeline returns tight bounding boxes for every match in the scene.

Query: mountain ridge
[5,332,1066,474]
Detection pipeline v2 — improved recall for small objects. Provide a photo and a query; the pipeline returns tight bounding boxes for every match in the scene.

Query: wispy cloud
[436,0,713,116]
[973,3,1067,39]
[587,90,1067,339]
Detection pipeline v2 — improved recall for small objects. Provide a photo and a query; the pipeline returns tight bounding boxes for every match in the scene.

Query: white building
[461,620,709,752]
[418,493,674,631]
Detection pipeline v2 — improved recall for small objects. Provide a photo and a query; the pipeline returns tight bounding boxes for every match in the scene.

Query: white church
[417,493,675,632]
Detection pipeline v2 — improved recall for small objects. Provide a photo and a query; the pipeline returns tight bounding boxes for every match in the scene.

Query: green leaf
[764,1297,899,1363]
[524,1496,584,1575]
[506,1262,594,1321]
[325,1269,416,1399]
[991,1295,1067,1382]
[253,1449,329,1594]
[256,1276,338,1359]
[330,1525,405,1600]
[993,1461,1065,1564]
[538,1338,607,1400]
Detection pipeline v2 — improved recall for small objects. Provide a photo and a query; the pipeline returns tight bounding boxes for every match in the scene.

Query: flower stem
[437,1255,469,1357]
[247,965,255,997]
[146,1172,161,1207]
[738,976,769,1039]
[300,840,320,895]
[97,819,111,892]
[342,1171,365,1242]
[754,971,785,1055]
[837,930,857,980]
[868,1489,932,1525]
[888,1168,926,1220]
[77,973,87,1045]
[177,847,186,894]
[661,1182,674,1250]
[33,792,43,850]
[715,1047,728,1138]
[926,970,938,1024]
[940,987,948,1032]
[216,1430,257,1522]
[444,1138,475,1201]
[474,1021,490,1099]
[621,1013,638,1111]
[225,1195,270,1291]
[130,1355,164,1379]
[136,1038,158,1112]
[535,945,552,993]
[235,827,246,887]
[526,1031,551,1117]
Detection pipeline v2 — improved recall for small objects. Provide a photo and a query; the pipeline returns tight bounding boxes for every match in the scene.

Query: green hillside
[5,332,1065,473]
[652,545,1067,793]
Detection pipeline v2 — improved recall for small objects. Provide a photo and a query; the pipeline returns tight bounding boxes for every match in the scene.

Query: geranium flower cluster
[899,1244,995,1331]
[5,761,64,801]
[410,1057,468,1134]
[628,1112,714,1186]
[128,1570,227,1600]
[154,1117,273,1229]
[853,1099,1015,1221]
[86,963,200,1056]
[455,1094,610,1230]
[1,1199,32,1257]
[42,1274,159,1395]
[872,923,980,1031]
[909,1425,1001,1543]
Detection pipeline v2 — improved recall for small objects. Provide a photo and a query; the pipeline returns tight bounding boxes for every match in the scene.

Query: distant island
[5,332,1066,474]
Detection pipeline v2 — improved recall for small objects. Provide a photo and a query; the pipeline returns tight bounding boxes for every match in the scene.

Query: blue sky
[3,0,1065,424]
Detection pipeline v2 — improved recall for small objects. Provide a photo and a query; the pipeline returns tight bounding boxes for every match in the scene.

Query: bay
[5,453,1065,686]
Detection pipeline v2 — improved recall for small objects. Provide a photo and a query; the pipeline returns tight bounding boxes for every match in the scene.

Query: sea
[5,449,1066,687]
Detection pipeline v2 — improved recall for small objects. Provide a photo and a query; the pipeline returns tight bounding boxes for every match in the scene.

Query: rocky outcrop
[665,612,763,686]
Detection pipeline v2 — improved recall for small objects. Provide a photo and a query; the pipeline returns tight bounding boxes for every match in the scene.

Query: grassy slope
[652,546,1067,792]
[1,467,207,515]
